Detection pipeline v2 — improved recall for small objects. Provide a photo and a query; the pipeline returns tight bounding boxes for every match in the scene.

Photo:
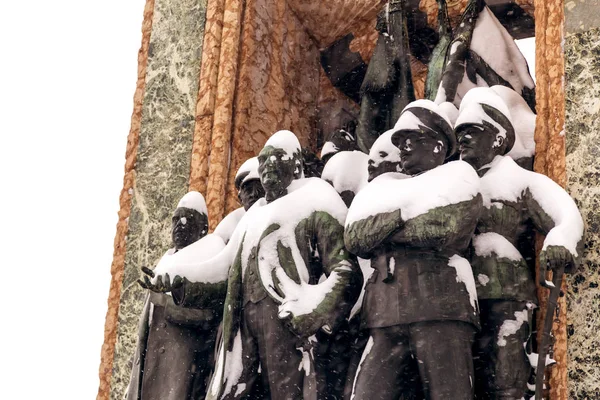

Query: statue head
[367,129,402,182]
[258,130,303,202]
[454,87,515,171]
[320,121,358,165]
[235,157,265,211]
[322,150,369,207]
[172,191,209,250]
[390,100,455,175]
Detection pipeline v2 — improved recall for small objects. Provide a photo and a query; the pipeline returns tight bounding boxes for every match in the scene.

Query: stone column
[564,1,600,398]
[97,0,209,398]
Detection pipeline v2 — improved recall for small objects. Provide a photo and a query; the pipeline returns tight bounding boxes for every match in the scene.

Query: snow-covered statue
[321,150,369,208]
[129,191,225,400]
[434,0,536,112]
[345,99,482,400]
[355,0,415,153]
[454,87,584,399]
[145,130,363,400]
[490,85,537,170]
[213,157,264,244]
[320,122,359,165]
[366,128,403,182]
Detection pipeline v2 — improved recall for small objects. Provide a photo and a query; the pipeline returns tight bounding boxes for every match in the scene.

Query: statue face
[367,152,402,182]
[258,145,299,200]
[238,179,265,211]
[394,130,447,175]
[171,207,208,250]
[456,124,503,170]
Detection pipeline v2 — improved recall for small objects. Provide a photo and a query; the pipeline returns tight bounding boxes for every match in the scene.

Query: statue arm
[388,195,483,248]
[311,212,363,331]
[523,175,585,272]
[344,209,404,258]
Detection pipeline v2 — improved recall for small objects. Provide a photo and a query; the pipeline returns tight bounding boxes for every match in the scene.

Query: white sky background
[0,1,146,398]
[0,1,535,397]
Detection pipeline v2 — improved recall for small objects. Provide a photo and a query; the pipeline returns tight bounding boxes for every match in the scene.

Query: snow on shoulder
[322,151,369,194]
[213,207,246,244]
[264,130,301,156]
[152,233,227,283]
[177,191,208,215]
[480,156,584,256]
[346,161,480,226]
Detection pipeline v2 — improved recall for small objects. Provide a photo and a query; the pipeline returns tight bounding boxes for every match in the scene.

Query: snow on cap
[393,99,456,158]
[490,85,536,159]
[264,130,301,156]
[234,157,260,190]
[438,102,459,126]
[320,141,339,159]
[369,129,402,167]
[455,87,516,154]
[176,191,207,215]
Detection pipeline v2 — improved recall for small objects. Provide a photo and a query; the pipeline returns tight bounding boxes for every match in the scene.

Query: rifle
[535,262,565,400]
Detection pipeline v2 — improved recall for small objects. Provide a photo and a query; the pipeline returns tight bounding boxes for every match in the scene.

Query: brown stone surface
[189,0,226,195]
[288,0,384,48]
[220,0,322,218]
[97,0,155,399]
[533,0,568,398]
[205,0,244,229]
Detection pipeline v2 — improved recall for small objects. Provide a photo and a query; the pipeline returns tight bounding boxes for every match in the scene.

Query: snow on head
[320,141,339,159]
[322,151,369,195]
[347,161,480,225]
[400,99,452,128]
[473,232,523,261]
[264,130,301,157]
[235,157,260,189]
[491,85,536,159]
[368,129,401,168]
[448,254,478,313]
[177,191,207,215]
[395,99,456,158]
[438,102,459,126]
[455,87,515,153]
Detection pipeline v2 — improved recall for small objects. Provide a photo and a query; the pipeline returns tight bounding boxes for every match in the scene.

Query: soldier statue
[129,191,225,400]
[345,100,482,400]
[454,87,584,399]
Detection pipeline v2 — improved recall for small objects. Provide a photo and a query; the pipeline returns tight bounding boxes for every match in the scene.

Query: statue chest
[477,199,527,244]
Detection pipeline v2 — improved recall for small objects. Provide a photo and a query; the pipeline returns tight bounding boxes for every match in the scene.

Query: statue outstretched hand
[137,266,184,293]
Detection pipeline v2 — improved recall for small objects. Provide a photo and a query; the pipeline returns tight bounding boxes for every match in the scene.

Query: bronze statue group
[126,1,584,400]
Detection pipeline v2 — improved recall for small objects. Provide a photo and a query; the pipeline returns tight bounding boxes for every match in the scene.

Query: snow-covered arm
[390,195,483,249]
[523,173,585,271]
[300,211,363,334]
[344,209,404,259]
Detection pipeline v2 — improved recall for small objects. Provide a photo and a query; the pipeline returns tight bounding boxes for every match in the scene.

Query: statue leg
[315,319,354,400]
[221,303,263,400]
[249,297,306,400]
[350,325,414,400]
[409,320,476,400]
[474,300,531,400]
